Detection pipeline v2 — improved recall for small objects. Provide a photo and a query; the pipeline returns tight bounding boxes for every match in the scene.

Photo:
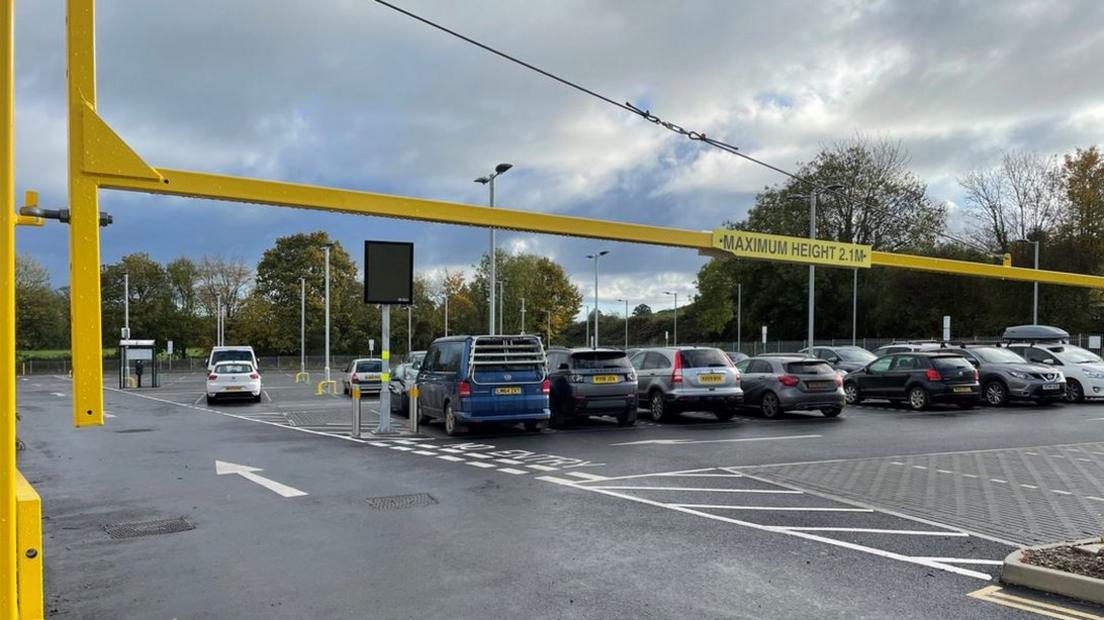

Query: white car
[206,361,262,404]
[207,345,259,372]
[342,358,384,396]
[1008,343,1104,402]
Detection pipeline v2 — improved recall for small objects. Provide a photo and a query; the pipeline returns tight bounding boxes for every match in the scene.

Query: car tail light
[833,374,843,386]
[926,368,942,381]
[249,372,260,380]
[733,370,741,384]
[779,374,800,387]
[457,380,471,398]
[351,373,359,383]
[672,353,683,385]
[541,379,551,394]
[973,368,979,381]
[207,373,217,380]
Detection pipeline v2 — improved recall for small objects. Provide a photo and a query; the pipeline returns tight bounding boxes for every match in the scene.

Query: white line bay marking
[777,527,969,537]
[215,460,307,498]
[592,486,801,494]
[611,434,821,446]
[672,504,874,512]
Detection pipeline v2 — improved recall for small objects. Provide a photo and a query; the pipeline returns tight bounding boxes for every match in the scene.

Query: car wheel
[760,392,781,418]
[649,392,670,422]
[983,381,1008,407]
[205,395,214,405]
[713,409,735,422]
[820,406,842,418]
[617,406,637,427]
[416,400,433,426]
[253,394,262,403]
[1066,379,1085,403]
[908,386,930,411]
[444,402,466,436]
[523,420,546,432]
[843,382,862,405]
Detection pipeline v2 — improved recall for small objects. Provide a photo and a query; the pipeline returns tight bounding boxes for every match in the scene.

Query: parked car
[546,347,637,428]
[396,350,426,386]
[726,351,749,364]
[870,341,943,358]
[206,361,261,404]
[342,358,384,396]
[629,347,743,422]
[734,356,845,417]
[415,335,550,436]
[843,351,980,410]
[206,345,258,372]
[800,345,877,373]
[943,346,1065,406]
[1005,343,1104,403]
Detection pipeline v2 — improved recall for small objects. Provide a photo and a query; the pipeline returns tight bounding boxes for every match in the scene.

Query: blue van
[415,335,550,436]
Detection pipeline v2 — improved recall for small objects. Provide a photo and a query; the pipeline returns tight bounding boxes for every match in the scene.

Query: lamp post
[616,298,629,349]
[520,297,526,334]
[323,243,333,384]
[584,305,590,347]
[664,291,678,346]
[300,277,306,377]
[474,162,513,335]
[790,184,843,349]
[497,280,504,334]
[443,293,449,337]
[852,269,858,346]
[586,250,609,348]
[736,283,742,353]
[546,309,553,347]
[406,305,413,354]
[216,293,222,346]
[1015,238,1041,324]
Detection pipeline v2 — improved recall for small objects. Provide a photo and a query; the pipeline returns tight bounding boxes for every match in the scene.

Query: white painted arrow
[215,460,308,498]
[611,434,821,446]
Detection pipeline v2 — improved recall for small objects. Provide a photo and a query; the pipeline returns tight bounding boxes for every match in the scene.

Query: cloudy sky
[13,0,1104,316]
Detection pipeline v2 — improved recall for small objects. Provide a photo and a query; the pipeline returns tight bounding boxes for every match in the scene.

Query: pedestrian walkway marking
[413,450,436,456]
[466,461,496,469]
[437,455,464,462]
[968,585,1104,620]
[592,486,802,494]
[498,468,527,475]
[565,472,606,480]
[672,504,874,512]
[778,527,968,537]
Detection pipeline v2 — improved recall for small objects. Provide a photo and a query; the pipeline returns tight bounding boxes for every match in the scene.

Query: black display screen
[364,241,413,304]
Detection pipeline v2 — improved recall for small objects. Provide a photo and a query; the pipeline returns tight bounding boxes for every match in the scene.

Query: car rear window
[356,360,382,372]
[571,351,631,369]
[784,361,836,375]
[214,363,252,374]
[212,350,252,364]
[932,356,972,370]
[678,349,732,368]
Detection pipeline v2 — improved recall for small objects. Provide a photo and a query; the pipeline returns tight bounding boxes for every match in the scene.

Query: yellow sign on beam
[711,228,873,269]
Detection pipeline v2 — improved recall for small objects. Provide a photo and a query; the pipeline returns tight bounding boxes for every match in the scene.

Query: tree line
[15,137,1104,355]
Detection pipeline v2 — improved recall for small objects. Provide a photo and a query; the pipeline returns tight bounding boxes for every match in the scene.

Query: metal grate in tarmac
[365,493,438,511]
[104,517,195,539]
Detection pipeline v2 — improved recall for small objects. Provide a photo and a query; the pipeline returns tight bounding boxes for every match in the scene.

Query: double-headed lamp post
[790,184,843,349]
[586,250,609,348]
[664,291,678,346]
[616,298,629,349]
[474,162,513,335]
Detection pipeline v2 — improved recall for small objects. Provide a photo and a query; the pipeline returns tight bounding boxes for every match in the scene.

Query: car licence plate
[225,386,242,391]
[698,374,723,384]
[807,380,833,389]
[953,386,973,393]
[1043,383,1060,390]
[495,386,522,395]
[592,375,619,384]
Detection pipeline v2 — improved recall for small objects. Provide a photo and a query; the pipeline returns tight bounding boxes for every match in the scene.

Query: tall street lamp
[496,280,505,334]
[442,292,449,337]
[406,305,413,354]
[664,291,678,346]
[323,243,333,384]
[300,277,306,378]
[584,305,590,347]
[736,283,742,352]
[791,184,843,349]
[616,298,629,349]
[1015,238,1041,324]
[474,162,513,335]
[586,250,609,348]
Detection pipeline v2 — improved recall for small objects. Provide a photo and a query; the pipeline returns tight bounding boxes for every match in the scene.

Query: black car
[546,347,638,428]
[843,351,980,410]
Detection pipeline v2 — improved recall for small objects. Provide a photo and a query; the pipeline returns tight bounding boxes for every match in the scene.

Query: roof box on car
[1001,325,1070,343]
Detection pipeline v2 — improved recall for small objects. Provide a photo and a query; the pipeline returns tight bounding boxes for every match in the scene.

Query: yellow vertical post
[1,0,18,615]
[67,0,104,427]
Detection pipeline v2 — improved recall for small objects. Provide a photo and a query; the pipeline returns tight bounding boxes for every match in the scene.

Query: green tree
[100,253,175,346]
[15,254,67,350]
[471,250,582,344]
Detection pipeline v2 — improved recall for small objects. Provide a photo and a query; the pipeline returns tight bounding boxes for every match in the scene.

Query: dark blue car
[415,335,550,436]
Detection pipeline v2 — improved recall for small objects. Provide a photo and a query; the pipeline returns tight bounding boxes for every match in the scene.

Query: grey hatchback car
[629,347,743,422]
[735,356,845,417]
[546,347,638,427]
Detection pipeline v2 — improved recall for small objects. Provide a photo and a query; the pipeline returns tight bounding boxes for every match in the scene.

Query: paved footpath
[15,372,1104,619]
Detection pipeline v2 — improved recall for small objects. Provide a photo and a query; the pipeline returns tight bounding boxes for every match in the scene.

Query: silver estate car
[629,347,743,422]
[735,356,845,418]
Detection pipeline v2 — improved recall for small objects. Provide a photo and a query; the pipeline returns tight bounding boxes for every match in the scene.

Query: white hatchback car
[206,361,262,404]
[342,358,384,396]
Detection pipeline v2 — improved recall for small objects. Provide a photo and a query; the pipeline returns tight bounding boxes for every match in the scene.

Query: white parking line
[915,557,1004,566]
[495,459,523,465]
[1052,490,1073,495]
[413,450,436,456]
[436,455,464,462]
[498,468,527,475]
[527,464,558,472]
[671,504,875,512]
[592,486,802,494]
[777,527,969,537]
[466,462,496,469]
[565,471,606,480]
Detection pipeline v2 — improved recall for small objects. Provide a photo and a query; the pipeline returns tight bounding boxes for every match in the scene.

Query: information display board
[364,241,414,305]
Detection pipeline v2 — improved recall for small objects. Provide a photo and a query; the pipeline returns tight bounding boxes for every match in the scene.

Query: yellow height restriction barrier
[14,472,41,620]
[2,0,20,616]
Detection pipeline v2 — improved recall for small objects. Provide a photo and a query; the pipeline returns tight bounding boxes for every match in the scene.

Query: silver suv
[629,347,743,422]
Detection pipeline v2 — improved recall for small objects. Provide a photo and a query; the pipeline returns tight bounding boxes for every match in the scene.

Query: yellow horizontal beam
[870,250,1104,288]
[14,470,41,620]
[98,168,714,250]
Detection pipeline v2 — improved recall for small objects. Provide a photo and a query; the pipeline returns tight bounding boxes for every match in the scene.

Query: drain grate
[104,517,195,539]
[114,428,154,434]
[365,493,438,511]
